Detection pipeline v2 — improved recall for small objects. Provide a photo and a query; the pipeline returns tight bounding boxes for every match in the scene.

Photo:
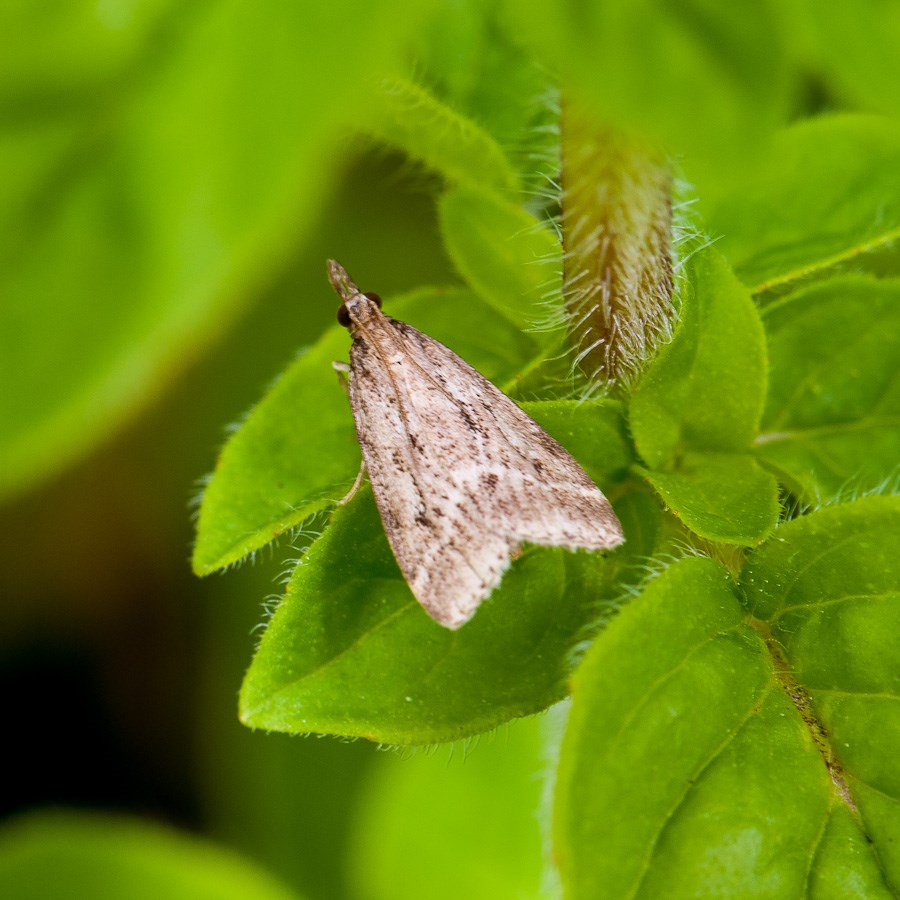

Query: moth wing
[387,322,624,552]
[348,316,622,628]
[482,401,625,550]
[348,323,516,628]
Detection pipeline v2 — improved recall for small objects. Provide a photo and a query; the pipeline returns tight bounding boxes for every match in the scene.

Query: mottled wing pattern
[348,313,623,629]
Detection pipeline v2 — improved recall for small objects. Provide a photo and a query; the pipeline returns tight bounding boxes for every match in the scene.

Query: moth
[329,259,624,629]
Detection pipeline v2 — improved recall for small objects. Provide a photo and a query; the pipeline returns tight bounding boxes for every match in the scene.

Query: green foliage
[438,186,562,324]
[630,248,767,461]
[0,812,301,900]
[190,6,900,892]
[556,537,897,898]
[756,275,900,501]
[708,116,900,291]
[630,246,780,543]
[5,1,900,897]
[0,0,434,502]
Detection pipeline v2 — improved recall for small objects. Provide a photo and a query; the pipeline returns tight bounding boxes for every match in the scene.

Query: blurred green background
[0,2,469,897]
[0,149,455,898]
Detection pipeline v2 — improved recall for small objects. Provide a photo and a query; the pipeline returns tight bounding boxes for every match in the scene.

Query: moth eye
[337,304,351,328]
[364,291,383,309]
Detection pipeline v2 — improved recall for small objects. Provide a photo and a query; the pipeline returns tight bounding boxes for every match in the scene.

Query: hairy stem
[561,102,674,388]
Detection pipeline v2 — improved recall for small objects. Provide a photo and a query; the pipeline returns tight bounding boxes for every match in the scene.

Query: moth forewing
[328,259,624,629]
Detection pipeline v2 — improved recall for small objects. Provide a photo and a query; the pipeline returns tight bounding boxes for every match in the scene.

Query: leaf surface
[709,116,900,292]
[555,497,900,897]
[556,559,797,897]
[756,275,900,501]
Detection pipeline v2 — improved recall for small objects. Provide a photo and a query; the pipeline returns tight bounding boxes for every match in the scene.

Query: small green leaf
[741,496,900,889]
[709,115,900,292]
[638,452,779,545]
[193,287,539,574]
[554,556,892,898]
[439,186,561,325]
[521,400,633,487]
[630,246,767,466]
[755,275,900,501]
[192,329,356,576]
[0,811,301,900]
[347,713,554,900]
[414,3,558,187]
[366,76,519,195]
[240,486,627,744]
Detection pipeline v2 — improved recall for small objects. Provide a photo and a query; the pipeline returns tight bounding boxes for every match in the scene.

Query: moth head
[337,292,382,329]
[328,259,383,330]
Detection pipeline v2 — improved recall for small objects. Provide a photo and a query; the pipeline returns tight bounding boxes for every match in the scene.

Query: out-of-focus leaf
[505,0,792,187]
[193,287,537,574]
[0,811,301,900]
[439,185,561,325]
[0,1,175,99]
[630,246,767,465]
[756,275,900,501]
[414,0,559,185]
[709,115,900,292]
[554,551,896,898]
[365,77,519,195]
[347,712,555,900]
[807,5,900,121]
[0,0,434,501]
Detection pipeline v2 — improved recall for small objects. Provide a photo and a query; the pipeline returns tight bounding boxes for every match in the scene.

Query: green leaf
[347,712,554,900]
[639,452,779,545]
[709,115,900,293]
[0,0,434,501]
[413,1,559,185]
[630,246,767,466]
[755,275,900,502]
[741,496,900,890]
[366,76,519,195]
[239,485,627,743]
[521,400,633,487]
[438,185,561,325]
[192,328,357,576]
[193,287,538,574]
[236,391,652,742]
[0,811,301,900]
[554,555,893,898]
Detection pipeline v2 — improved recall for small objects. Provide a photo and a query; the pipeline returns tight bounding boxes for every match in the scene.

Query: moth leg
[338,458,366,506]
[332,359,351,393]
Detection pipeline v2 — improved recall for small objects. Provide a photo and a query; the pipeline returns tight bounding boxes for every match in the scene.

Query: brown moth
[329,259,624,629]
